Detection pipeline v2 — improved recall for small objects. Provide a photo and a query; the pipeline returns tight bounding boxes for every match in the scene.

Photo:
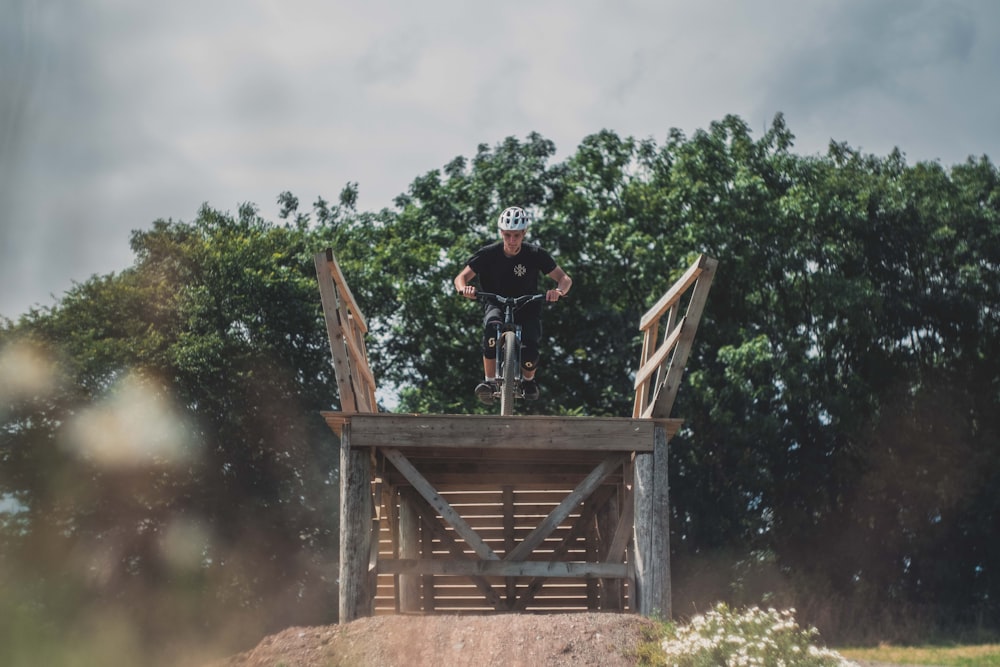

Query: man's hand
[546,288,564,302]
[459,285,478,299]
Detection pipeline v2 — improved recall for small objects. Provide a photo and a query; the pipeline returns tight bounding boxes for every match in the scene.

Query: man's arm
[455,265,478,299]
[546,266,572,302]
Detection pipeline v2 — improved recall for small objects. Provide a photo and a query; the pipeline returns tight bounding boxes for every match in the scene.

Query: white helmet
[497,206,530,231]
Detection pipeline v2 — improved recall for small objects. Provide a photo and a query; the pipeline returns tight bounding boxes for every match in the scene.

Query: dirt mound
[213,612,657,667]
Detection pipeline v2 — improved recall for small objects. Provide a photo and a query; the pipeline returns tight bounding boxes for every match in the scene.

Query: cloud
[758,1,1000,159]
[2,0,999,319]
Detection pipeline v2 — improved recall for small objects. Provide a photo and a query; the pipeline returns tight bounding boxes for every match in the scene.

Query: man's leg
[518,316,542,399]
[475,311,502,404]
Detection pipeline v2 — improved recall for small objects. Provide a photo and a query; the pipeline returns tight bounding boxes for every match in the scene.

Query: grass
[837,643,1000,666]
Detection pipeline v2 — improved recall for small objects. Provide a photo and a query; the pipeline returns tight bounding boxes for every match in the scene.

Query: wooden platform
[314,249,716,622]
[324,412,680,488]
[325,412,680,617]
[324,412,680,450]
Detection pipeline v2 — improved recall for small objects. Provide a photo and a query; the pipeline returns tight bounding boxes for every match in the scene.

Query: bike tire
[499,330,518,416]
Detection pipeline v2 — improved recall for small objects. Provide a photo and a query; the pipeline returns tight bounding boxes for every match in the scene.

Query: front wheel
[499,330,518,416]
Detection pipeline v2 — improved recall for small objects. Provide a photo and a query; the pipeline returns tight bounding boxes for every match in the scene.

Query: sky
[2,0,999,320]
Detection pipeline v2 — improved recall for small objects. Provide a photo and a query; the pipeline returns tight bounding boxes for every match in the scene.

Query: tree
[3,117,999,655]
[1,203,344,662]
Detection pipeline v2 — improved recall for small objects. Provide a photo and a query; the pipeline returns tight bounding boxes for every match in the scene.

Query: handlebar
[474,292,548,309]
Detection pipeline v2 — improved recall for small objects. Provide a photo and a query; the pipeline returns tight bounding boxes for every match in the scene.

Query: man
[454,206,572,404]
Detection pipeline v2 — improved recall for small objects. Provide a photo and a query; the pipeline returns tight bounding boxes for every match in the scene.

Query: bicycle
[472,291,548,416]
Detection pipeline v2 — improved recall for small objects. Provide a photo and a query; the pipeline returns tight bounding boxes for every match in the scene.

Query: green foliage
[2,114,999,661]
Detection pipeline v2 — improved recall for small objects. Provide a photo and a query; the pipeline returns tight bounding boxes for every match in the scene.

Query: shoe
[521,379,540,400]
[475,380,497,405]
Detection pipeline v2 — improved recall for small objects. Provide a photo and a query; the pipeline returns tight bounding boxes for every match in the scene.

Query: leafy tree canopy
[2,115,999,658]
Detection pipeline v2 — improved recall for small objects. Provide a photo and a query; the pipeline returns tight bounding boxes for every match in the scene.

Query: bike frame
[475,292,546,415]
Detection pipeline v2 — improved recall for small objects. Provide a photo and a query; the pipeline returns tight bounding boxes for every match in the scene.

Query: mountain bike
[474,292,547,416]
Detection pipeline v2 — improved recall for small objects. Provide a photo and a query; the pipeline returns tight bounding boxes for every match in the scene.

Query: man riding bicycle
[454,206,573,404]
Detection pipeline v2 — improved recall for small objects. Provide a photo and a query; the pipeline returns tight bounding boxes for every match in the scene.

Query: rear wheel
[499,330,518,416]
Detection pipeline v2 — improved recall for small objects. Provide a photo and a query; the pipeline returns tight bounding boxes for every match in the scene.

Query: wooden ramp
[325,412,680,616]
[314,249,717,621]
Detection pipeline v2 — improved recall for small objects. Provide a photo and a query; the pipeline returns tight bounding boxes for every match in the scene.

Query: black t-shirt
[467,241,557,298]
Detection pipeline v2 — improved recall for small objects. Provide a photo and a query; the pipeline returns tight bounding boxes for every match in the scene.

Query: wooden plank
[513,485,615,610]
[314,253,360,413]
[597,491,623,609]
[353,328,378,410]
[323,248,368,332]
[394,462,619,478]
[333,413,655,451]
[377,559,629,578]
[429,516,576,531]
[638,254,707,331]
[648,257,717,419]
[420,520,435,612]
[421,526,577,542]
[505,454,626,562]
[633,317,686,389]
[605,462,635,563]
[428,502,570,517]
[340,321,377,403]
[398,488,421,612]
[633,425,671,617]
[502,485,517,602]
[650,424,671,618]
[379,447,616,464]
[405,491,503,609]
[385,471,622,488]
[633,325,658,418]
[382,448,500,562]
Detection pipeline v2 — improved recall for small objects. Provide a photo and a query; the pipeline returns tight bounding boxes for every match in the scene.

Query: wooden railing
[314,248,377,413]
[633,254,717,419]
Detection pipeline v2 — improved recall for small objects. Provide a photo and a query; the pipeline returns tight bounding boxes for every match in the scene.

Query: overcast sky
[2,0,998,320]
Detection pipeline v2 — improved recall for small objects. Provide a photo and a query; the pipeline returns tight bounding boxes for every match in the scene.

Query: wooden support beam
[404,490,504,610]
[378,560,629,579]
[505,454,625,562]
[512,485,616,611]
[382,448,500,562]
[328,413,657,451]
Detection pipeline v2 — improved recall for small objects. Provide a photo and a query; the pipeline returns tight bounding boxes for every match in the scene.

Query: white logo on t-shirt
[514,264,527,277]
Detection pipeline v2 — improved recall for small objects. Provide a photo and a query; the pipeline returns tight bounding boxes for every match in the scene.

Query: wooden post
[597,491,622,609]
[633,424,671,618]
[502,485,517,605]
[421,523,435,612]
[398,488,421,612]
[339,425,373,622]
